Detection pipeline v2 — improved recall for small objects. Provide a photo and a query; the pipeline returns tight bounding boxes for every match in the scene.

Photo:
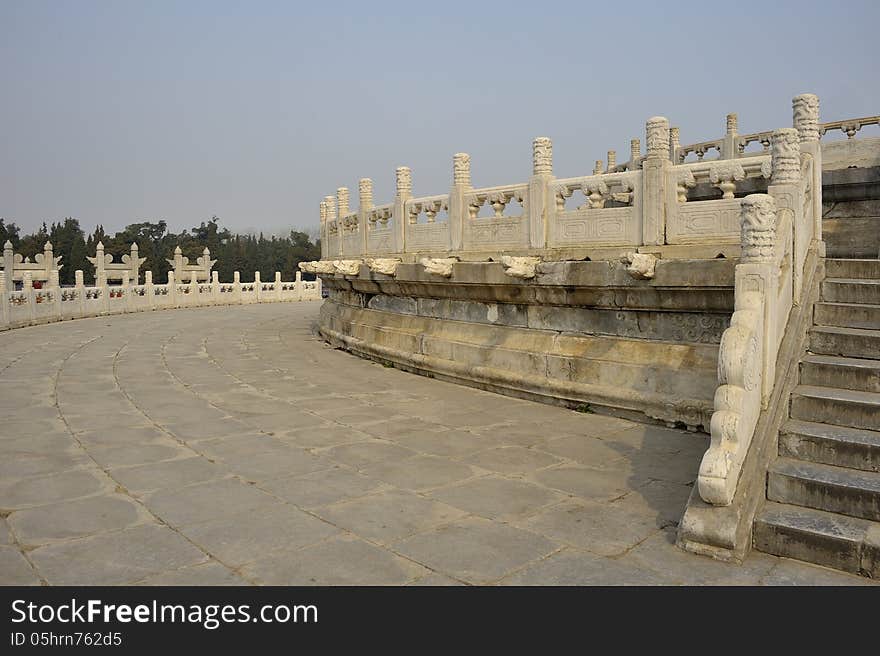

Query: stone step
[814,302,880,330]
[767,457,880,521]
[779,419,880,472]
[800,354,880,393]
[824,258,880,280]
[809,326,880,360]
[790,385,880,431]
[822,278,880,304]
[753,501,879,577]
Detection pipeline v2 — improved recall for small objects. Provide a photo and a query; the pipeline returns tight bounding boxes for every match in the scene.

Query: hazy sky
[2,0,878,236]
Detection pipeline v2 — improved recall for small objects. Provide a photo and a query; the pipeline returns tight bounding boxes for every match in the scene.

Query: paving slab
[2,303,876,586]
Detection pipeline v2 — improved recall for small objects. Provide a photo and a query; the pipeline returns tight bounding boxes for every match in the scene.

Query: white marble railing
[0,269,322,332]
[697,117,822,505]
[316,93,873,259]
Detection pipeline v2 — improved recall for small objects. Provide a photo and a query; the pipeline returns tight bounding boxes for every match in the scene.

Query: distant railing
[0,268,321,332]
[315,94,874,260]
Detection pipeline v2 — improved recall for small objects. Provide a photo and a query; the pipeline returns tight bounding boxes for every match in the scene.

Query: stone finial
[741,194,777,261]
[212,271,220,283]
[770,128,801,186]
[646,117,670,159]
[337,187,350,216]
[359,178,374,211]
[274,271,281,283]
[233,271,240,283]
[726,113,738,135]
[532,137,552,175]
[670,127,680,151]
[174,245,182,254]
[630,139,641,164]
[607,150,617,171]
[324,195,337,221]
[621,252,657,280]
[500,256,542,279]
[3,240,12,252]
[396,166,412,198]
[593,160,604,175]
[131,242,138,252]
[793,93,820,143]
[254,271,261,284]
[203,247,210,256]
[145,271,153,284]
[97,241,105,251]
[319,200,327,224]
[453,153,471,188]
[44,241,53,253]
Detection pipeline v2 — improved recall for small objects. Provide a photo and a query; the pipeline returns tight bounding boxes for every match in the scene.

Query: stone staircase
[754,257,880,578]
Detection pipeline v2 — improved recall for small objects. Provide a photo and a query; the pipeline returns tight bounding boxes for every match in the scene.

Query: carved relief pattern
[453,153,471,187]
[396,167,412,197]
[532,137,552,175]
[770,128,801,186]
[646,117,670,158]
[792,93,820,142]
[740,194,777,261]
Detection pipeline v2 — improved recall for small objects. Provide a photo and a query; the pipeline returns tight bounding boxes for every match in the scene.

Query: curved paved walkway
[0,302,873,585]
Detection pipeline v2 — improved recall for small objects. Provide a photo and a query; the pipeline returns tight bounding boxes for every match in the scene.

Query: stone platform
[0,303,873,585]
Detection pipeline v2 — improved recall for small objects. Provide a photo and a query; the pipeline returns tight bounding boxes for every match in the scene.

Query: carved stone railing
[697,99,822,505]
[0,267,322,332]
[316,93,868,261]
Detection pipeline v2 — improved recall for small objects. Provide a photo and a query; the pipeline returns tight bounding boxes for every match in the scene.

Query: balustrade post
[393,167,411,253]
[359,178,373,255]
[0,271,7,329]
[295,270,303,301]
[48,269,61,322]
[449,153,471,252]
[2,240,13,293]
[669,128,680,163]
[212,270,220,304]
[793,93,822,249]
[337,187,352,256]
[324,195,339,257]
[630,138,641,169]
[722,113,738,159]
[254,271,262,302]
[319,201,328,260]
[233,271,241,303]
[275,271,282,301]
[144,270,154,310]
[642,116,670,245]
[167,270,177,307]
[75,270,85,318]
[120,270,131,313]
[23,273,36,324]
[768,127,804,304]
[529,136,554,249]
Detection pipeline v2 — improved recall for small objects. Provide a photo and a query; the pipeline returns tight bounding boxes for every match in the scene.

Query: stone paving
[0,302,874,586]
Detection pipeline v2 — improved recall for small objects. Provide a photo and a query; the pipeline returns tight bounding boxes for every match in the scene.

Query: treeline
[0,217,321,285]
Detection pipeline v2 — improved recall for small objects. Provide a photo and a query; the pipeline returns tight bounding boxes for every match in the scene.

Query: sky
[1,0,878,236]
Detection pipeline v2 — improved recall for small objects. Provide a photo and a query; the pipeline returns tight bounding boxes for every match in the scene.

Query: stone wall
[318,258,734,431]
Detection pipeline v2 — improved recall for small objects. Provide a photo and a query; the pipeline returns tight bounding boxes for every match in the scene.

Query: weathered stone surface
[0,302,873,586]
[28,524,208,586]
[393,517,559,584]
